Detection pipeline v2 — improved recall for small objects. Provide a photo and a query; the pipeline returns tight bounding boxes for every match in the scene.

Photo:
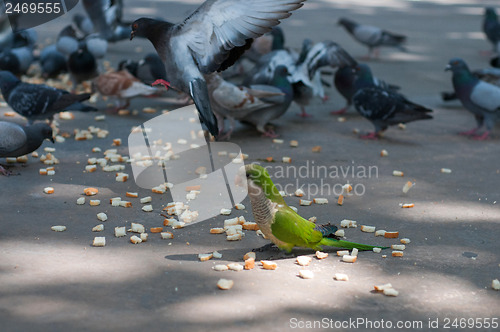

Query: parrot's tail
[319,238,388,251]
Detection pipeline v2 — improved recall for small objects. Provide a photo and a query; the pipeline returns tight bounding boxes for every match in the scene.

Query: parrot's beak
[444,64,451,71]
[130,31,135,41]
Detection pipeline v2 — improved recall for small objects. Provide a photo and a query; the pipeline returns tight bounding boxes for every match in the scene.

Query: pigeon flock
[0,1,500,175]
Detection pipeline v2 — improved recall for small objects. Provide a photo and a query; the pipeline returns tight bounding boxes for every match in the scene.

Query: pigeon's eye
[132,23,138,30]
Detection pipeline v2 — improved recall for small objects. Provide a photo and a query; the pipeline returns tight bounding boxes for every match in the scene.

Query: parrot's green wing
[271,207,323,249]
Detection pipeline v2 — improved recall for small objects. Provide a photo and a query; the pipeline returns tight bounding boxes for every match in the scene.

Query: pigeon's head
[0,52,21,75]
[274,65,291,78]
[32,123,55,143]
[0,70,21,96]
[130,18,160,41]
[445,58,469,73]
[485,7,497,20]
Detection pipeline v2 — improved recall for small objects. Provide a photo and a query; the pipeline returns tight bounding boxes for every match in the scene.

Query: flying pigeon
[246,40,356,117]
[118,53,167,85]
[338,17,406,59]
[0,121,54,175]
[130,0,307,138]
[332,63,400,114]
[40,44,68,79]
[446,58,500,140]
[0,71,97,122]
[482,7,500,53]
[352,86,433,139]
[94,70,161,111]
[206,71,287,139]
[82,0,132,42]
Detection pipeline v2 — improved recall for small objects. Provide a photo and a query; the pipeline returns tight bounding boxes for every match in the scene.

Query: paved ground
[1,0,499,331]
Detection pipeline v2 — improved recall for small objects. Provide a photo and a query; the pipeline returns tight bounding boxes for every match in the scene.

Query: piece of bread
[217,279,234,290]
[261,260,277,270]
[93,237,106,247]
[296,256,312,266]
[298,270,314,279]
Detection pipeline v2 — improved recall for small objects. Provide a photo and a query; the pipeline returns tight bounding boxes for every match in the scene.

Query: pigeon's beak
[130,31,135,41]
[49,136,55,144]
[445,64,452,71]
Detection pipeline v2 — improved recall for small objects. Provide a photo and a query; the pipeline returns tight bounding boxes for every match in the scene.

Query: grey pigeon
[206,72,286,139]
[240,65,294,137]
[82,0,132,42]
[332,63,400,114]
[73,13,95,36]
[338,17,406,59]
[130,0,307,138]
[40,44,67,79]
[352,86,432,139]
[246,40,356,117]
[118,53,167,85]
[0,121,53,175]
[446,58,500,140]
[482,7,500,53]
[0,71,97,122]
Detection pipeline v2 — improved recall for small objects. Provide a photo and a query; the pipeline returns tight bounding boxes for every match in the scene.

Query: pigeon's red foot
[459,128,478,136]
[152,79,171,90]
[297,112,313,118]
[472,131,490,140]
[360,132,379,140]
[479,50,493,57]
[322,95,329,102]
[330,108,347,115]
[0,165,12,176]
[262,130,279,138]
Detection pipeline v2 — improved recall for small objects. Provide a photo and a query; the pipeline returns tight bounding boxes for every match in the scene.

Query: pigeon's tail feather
[382,31,407,48]
[319,238,388,251]
[65,102,98,113]
[389,104,433,124]
[189,78,219,137]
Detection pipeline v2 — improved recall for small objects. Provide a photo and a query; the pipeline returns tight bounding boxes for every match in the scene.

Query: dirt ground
[1,1,499,331]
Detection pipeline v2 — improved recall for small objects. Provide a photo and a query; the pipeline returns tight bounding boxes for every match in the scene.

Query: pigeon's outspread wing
[178,0,306,73]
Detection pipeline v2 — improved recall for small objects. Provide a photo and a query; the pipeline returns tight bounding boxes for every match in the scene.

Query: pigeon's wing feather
[178,0,305,73]
[353,25,382,46]
[8,83,63,117]
[0,122,27,155]
[470,81,500,112]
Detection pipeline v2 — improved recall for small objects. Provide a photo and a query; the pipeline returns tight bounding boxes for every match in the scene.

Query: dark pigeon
[0,44,35,76]
[482,7,500,53]
[338,17,406,59]
[0,121,54,175]
[67,46,99,88]
[118,53,167,85]
[445,58,500,140]
[40,44,68,79]
[130,0,307,138]
[352,86,433,139]
[0,71,97,122]
[332,63,400,114]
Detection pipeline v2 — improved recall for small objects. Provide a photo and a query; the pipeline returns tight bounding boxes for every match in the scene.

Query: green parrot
[243,164,388,253]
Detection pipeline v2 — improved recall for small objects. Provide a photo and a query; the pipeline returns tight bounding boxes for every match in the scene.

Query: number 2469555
[5,2,62,15]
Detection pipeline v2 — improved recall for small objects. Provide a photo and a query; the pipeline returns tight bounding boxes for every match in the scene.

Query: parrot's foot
[459,128,478,136]
[152,79,171,90]
[360,132,379,140]
[330,108,347,115]
[252,243,278,253]
[472,131,490,140]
